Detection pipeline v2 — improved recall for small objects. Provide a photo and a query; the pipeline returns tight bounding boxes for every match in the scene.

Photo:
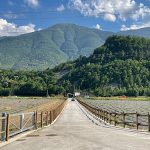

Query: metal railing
[0,100,66,141]
[78,99,150,132]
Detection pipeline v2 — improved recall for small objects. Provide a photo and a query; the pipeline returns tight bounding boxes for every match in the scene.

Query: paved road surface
[1,100,150,150]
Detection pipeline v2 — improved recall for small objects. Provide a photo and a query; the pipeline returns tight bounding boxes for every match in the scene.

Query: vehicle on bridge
[71,97,75,101]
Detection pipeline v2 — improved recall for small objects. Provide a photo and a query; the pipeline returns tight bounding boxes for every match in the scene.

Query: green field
[89,96,150,101]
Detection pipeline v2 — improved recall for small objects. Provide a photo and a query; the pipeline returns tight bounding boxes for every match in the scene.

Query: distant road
[1,99,150,150]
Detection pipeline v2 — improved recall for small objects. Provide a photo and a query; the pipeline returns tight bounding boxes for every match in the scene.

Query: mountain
[0,24,113,70]
[0,23,150,70]
[118,27,150,38]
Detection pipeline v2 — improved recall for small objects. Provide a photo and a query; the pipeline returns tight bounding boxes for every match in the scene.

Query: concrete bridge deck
[1,100,150,150]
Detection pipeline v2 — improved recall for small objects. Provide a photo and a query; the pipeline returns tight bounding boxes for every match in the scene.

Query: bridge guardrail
[1,100,66,141]
[77,99,150,132]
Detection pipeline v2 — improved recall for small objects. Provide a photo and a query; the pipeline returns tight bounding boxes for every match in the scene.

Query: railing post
[122,112,125,128]
[32,112,35,126]
[136,112,139,130]
[35,111,38,129]
[102,110,103,120]
[6,114,10,141]
[98,110,100,118]
[20,114,24,131]
[114,113,117,126]
[104,111,106,121]
[51,110,54,123]
[41,112,43,128]
[1,112,6,141]
[106,111,108,123]
[100,110,102,119]
[148,112,150,132]
[105,111,107,122]
[99,110,101,119]
[53,110,55,120]
[46,111,48,126]
[109,112,111,124]
[49,111,52,124]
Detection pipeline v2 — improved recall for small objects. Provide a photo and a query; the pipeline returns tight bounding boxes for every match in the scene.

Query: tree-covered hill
[59,35,150,96]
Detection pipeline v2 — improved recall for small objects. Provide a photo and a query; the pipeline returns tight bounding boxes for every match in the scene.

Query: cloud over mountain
[0,19,35,37]
[121,22,150,31]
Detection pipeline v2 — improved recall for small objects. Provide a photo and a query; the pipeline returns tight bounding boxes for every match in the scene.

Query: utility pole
[45,75,49,97]
[46,89,49,97]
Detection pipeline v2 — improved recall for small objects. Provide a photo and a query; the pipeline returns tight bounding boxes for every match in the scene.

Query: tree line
[0,35,150,97]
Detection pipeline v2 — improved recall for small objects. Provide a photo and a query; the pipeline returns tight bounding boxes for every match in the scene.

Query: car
[71,97,75,101]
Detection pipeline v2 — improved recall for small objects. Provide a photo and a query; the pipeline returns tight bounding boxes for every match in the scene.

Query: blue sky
[0,0,150,36]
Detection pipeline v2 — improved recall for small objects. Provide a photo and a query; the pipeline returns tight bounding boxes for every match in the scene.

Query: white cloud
[0,19,35,37]
[24,0,39,8]
[68,0,150,22]
[57,4,65,12]
[121,22,150,31]
[94,24,102,30]
[104,14,116,22]
[131,3,150,21]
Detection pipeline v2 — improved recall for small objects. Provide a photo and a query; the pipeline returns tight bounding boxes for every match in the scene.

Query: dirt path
[1,99,150,150]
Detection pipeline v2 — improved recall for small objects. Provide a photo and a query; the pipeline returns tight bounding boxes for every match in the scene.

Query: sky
[0,0,150,36]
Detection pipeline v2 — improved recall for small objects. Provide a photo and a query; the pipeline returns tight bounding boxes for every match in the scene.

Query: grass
[88,96,150,101]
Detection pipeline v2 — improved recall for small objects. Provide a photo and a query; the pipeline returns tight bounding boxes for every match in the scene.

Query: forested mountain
[0,35,150,97]
[58,35,150,96]
[0,23,150,70]
[0,24,113,70]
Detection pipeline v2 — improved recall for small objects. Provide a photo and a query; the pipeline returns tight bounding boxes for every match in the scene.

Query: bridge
[1,99,150,150]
